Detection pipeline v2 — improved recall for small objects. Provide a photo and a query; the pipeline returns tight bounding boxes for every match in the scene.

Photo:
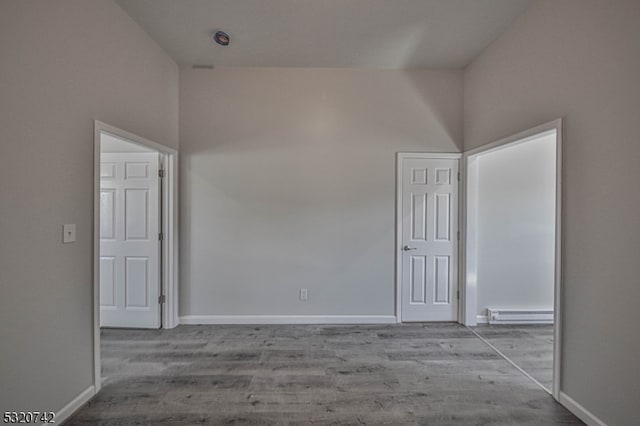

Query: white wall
[476,134,556,316]
[179,67,462,317]
[0,0,178,415]
[101,133,155,153]
[464,0,640,424]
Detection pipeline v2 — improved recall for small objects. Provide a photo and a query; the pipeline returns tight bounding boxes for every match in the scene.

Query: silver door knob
[403,245,417,251]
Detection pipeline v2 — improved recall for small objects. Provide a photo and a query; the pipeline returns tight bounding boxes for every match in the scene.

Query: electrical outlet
[299,288,308,301]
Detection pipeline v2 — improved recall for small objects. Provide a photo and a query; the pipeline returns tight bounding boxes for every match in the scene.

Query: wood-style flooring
[472,324,554,391]
[67,323,582,425]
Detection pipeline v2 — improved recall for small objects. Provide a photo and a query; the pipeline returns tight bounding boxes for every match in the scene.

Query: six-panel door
[100,152,161,329]
[400,157,458,321]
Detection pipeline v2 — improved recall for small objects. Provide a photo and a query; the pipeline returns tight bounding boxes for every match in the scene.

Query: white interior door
[399,156,459,321]
[100,152,161,328]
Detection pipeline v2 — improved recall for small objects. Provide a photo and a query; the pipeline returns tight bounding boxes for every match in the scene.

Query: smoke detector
[213,31,230,46]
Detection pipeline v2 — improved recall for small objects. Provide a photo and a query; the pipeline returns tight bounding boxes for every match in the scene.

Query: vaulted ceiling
[117,0,534,69]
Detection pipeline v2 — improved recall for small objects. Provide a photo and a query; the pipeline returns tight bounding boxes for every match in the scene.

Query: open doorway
[92,121,179,391]
[462,119,562,398]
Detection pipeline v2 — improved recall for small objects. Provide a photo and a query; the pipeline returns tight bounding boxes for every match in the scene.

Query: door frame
[459,118,563,399]
[395,152,462,323]
[92,120,179,392]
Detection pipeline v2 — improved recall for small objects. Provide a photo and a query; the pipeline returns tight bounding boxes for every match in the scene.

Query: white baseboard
[49,385,95,426]
[559,392,608,426]
[476,315,489,324]
[178,315,397,325]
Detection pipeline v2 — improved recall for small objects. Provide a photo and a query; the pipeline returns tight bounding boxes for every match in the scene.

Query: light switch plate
[300,288,308,301]
[63,224,76,243]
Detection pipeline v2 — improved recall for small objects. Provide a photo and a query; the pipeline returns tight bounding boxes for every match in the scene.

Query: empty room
[1,1,638,425]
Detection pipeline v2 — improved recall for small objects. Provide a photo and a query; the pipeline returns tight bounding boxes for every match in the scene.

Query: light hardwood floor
[67,323,581,425]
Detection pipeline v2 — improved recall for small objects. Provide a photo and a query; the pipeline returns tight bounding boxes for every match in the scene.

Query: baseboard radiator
[487,308,554,325]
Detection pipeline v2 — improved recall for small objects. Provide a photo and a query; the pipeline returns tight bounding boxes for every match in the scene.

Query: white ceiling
[117,0,534,69]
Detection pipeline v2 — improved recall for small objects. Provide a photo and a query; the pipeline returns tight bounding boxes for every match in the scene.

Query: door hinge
[158,232,164,241]
[457,172,460,181]
[457,290,460,300]
[457,231,460,241]
[159,169,165,178]
[158,294,166,304]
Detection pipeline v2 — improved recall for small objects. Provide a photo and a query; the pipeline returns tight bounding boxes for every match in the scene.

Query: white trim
[459,154,478,326]
[179,315,397,325]
[463,121,558,157]
[553,120,564,400]
[96,121,178,155]
[475,315,488,324]
[93,121,180,393]
[559,392,608,426]
[397,152,462,160]
[461,118,563,400]
[395,152,462,323]
[47,385,95,426]
[395,154,403,323]
[92,124,102,392]
[161,148,180,329]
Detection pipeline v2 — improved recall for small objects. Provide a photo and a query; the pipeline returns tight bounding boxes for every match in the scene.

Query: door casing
[395,153,462,323]
[459,118,563,400]
[93,120,179,393]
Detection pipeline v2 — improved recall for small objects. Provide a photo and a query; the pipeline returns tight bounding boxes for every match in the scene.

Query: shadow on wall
[403,70,463,149]
[181,68,462,154]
